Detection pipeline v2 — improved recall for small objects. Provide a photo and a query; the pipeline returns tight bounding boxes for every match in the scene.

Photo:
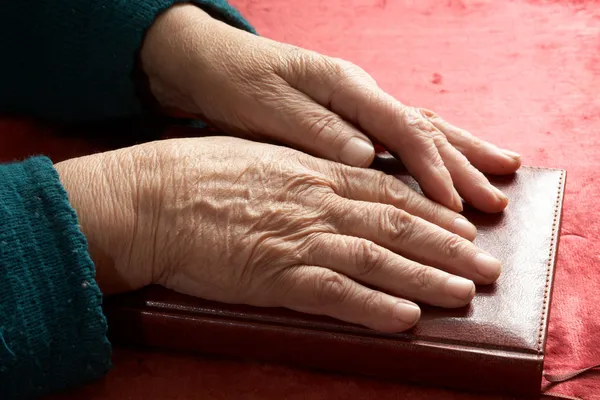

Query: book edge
[536,168,567,361]
[105,167,568,359]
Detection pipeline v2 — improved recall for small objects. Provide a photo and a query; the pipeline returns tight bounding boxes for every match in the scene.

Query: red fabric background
[3,0,597,399]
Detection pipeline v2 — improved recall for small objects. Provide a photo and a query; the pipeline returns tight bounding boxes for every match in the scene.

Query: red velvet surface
[3,0,598,399]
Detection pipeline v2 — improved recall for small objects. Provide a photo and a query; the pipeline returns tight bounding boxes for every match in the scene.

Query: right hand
[55,136,501,333]
[142,4,521,214]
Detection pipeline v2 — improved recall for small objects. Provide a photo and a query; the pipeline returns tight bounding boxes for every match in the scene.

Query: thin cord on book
[544,364,600,383]
[540,363,600,400]
[542,393,583,400]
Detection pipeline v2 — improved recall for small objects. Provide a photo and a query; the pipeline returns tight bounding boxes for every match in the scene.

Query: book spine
[104,307,543,397]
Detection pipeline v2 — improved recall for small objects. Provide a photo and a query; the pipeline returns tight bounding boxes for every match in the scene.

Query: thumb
[259,49,374,167]
[259,85,376,167]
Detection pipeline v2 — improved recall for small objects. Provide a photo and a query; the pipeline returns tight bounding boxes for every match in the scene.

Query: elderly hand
[55,137,501,333]
[141,4,522,214]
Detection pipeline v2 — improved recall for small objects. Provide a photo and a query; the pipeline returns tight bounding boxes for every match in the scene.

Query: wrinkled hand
[55,137,502,332]
[141,4,522,214]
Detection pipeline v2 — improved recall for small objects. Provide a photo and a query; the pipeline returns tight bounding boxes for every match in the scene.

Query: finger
[421,109,522,175]
[323,196,502,284]
[302,233,475,308]
[384,105,464,212]
[432,132,509,213]
[324,166,477,240]
[252,79,376,167]
[277,54,462,212]
[277,265,421,332]
[345,93,464,212]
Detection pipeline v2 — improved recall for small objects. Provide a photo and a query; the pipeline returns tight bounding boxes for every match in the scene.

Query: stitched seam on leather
[537,169,565,355]
[522,165,561,171]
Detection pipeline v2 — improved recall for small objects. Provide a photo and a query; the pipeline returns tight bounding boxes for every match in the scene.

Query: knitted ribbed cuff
[0,156,111,399]
[0,0,254,123]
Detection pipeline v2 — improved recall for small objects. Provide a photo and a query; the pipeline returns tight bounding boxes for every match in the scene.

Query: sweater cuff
[0,157,111,398]
[0,1,254,123]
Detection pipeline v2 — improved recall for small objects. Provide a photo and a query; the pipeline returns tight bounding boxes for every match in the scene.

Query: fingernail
[490,185,509,204]
[474,253,502,280]
[453,217,477,239]
[500,148,521,161]
[340,137,374,166]
[394,302,421,326]
[446,276,475,300]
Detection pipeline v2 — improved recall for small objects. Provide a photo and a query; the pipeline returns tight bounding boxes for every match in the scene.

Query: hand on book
[55,136,502,332]
[141,4,522,215]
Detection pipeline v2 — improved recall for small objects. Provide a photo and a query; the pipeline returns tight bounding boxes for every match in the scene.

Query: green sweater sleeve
[0,157,111,399]
[0,0,254,123]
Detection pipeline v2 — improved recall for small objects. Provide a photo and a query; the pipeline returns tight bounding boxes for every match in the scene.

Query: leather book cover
[103,157,566,397]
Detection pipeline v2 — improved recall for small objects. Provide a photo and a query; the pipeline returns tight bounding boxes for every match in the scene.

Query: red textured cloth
[3,0,596,399]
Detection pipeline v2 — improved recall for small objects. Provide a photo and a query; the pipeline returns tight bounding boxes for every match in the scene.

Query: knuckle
[426,153,445,170]
[377,172,411,208]
[421,200,443,222]
[289,152,335,181]
[430,129,449,149]
[314,271,349,307]
[318,58,354,102]
[361,290,383,316]
[324,57,360,82]
[420,133,448,169]
[317,191,346,222]
[353,239,385,278]
[419,108,439,119]
[442,234,467,260]
[326,162,354,189]
[397,106,435,136]
[301,232,329,262]
[411,266,436,290]
[458,128,480,149]
[307,114,345,143]
[280,170,335,207]
[335,58,377,85]
[426,148,446,169]
[380,206,415,242]
[466,135,485,156]
[325,57,350,78]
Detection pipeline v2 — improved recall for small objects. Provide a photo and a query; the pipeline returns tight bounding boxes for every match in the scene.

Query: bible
[103,158,566,397]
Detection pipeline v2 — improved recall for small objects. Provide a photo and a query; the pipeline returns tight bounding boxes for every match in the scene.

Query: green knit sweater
[0,1,252,398]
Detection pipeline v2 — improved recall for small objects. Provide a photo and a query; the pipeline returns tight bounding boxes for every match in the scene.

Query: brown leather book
[103,158,566,397]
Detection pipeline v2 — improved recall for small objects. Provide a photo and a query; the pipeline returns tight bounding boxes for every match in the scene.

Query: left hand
[56,136,497,332]
[141,4,521,214]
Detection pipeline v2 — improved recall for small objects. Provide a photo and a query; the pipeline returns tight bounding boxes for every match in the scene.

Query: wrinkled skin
[56,137,502,333]
[141,5,522,214]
